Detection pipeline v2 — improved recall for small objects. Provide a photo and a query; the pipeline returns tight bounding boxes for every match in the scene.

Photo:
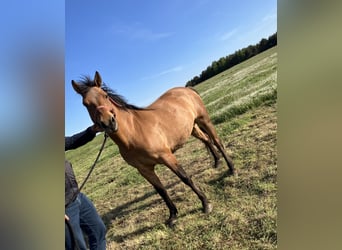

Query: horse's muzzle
[111,116,118,132]
[99,116,118,133]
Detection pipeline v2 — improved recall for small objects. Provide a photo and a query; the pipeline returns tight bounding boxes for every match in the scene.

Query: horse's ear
[72,80,82,94]
[94,71,102,87]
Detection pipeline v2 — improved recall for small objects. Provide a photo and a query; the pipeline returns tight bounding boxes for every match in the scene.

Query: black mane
[79,76,145,111]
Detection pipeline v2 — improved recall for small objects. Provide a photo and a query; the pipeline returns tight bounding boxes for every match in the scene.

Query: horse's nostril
[111,116,115,123]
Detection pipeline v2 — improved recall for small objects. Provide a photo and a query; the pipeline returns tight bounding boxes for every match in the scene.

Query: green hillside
[66,46,277,249]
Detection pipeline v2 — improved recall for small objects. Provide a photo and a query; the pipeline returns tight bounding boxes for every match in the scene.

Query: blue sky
[65,0,277,135]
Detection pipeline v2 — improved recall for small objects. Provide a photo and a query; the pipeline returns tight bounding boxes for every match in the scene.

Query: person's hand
[65,214,69,221]
[91,124,104,133]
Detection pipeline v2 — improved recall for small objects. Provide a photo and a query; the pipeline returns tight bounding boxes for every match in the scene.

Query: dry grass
[66,47,277,249]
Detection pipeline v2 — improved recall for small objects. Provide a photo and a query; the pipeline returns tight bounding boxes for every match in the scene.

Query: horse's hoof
[204,203,213,214]
[228,169,236,176]
[214,161,220,168]
[166,218,177,228]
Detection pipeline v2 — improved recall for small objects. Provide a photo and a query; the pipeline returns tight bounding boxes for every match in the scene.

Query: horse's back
[148,87,203,110]
[146,86,210,134]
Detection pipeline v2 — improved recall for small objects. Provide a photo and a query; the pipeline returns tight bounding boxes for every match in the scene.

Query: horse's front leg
[161,153,213,215]
[137,166,178,227]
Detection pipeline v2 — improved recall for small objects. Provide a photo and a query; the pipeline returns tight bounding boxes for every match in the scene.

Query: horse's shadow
[102,165,232,242]
[207,169,233,186]
[112,225,156,243]
[102,178,183,233]
[102,188,159,226]
[110,207,200,243]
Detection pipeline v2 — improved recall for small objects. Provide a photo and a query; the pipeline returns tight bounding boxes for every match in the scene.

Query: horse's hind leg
[161,153,212,215]
[137,166,178,227]
[192,124,221,168]
[196,118,235,175]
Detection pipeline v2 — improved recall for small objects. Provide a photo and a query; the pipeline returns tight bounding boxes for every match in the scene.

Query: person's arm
[65,125,102,151]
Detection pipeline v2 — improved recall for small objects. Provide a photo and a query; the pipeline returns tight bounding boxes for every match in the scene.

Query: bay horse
[72,71,234,226]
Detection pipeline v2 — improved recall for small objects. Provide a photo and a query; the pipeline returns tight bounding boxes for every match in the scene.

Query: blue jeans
[65,192,106,250]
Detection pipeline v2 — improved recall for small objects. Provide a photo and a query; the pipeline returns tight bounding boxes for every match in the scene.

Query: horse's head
[72,71,118,133]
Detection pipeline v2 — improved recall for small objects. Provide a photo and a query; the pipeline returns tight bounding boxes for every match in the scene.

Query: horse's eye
[105,94,109,99]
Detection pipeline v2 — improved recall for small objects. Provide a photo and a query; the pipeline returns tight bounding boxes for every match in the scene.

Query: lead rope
[66,132,108,250]
[79,132,108,191]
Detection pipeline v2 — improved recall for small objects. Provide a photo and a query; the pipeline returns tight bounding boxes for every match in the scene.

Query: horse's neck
[108,109,137,149]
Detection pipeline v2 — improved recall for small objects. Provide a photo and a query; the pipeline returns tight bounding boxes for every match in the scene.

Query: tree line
[185,32,277,87]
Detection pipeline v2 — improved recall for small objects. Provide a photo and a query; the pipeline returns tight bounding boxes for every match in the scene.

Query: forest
[185,33,277,87]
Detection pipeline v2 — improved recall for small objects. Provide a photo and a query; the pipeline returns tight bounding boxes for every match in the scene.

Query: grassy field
[66,46,277,249]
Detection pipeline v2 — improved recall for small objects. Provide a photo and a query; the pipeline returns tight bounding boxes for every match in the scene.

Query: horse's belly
[119,148,158,168]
